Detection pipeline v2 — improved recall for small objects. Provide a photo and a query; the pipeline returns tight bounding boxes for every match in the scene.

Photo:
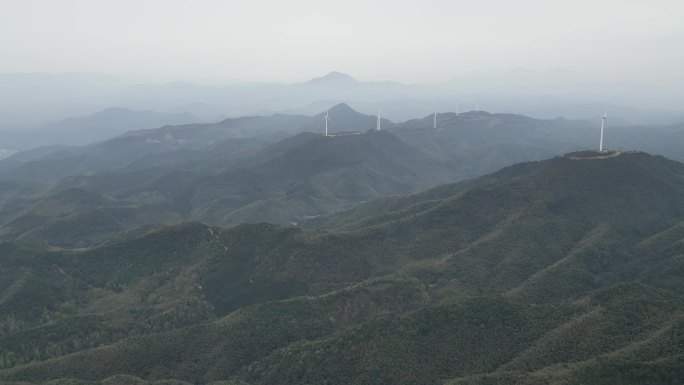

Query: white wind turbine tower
[599,112,607,152]
[376,110,382,131]
[433,112,438,129]
[324,110,331,137]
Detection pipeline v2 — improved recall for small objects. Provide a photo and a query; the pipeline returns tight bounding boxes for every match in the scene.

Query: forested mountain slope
[0,152,681,384]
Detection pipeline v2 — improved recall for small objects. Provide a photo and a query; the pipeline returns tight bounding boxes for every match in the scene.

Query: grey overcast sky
[2,0,683,84]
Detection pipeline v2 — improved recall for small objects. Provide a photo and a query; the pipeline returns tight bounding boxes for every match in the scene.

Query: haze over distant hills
[0,88,681,385]
[0,106,453,247]
[1,103,683,249]
[0,108,200,150]
[3,102,683,183]
[3,2,683,383]
[1,71,682,149]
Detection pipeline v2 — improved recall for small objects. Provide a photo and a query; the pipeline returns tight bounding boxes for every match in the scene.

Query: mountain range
[0,129,454,247]
[0,104,450,247]
[0,151,681,384]
[5,103,683,185]
[0,108,201,151]
[1,104,683,249]
[2,71,682,139]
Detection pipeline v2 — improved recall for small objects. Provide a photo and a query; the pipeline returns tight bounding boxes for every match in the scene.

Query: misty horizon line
[0,67,653,87]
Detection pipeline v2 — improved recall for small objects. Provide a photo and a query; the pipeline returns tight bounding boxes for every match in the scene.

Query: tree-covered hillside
[0,129,457,247]
[3,105,682,249]
[0,152,681,384]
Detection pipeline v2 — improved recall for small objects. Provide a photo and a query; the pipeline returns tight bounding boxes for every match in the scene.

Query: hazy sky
[2,0,683,84]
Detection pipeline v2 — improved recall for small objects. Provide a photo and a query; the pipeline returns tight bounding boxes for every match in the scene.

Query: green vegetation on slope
[0,152,681,384]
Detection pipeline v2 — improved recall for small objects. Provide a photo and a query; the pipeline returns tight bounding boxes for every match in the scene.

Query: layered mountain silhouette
[2,105,683,249]
[302,71,359,85]
[0,103,384,183]
[0,152,681,384]
[0,108,200,150]
[0,125,454,246]
[3,104,682,185]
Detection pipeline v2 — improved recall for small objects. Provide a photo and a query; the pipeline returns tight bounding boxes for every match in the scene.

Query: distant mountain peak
[312,103,365,119]
[306,71,357,84]
[99,107,131,113]
[328,102,358,114]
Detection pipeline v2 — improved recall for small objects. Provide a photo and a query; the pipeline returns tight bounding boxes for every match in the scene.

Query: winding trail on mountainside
[207,227,228,251]
[206,226,257,284]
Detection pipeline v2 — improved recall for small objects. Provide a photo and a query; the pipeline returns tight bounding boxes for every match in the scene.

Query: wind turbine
[433,112,438,129]
[377,110,382,131]
[599,112,607,152]
[324,110,331,137]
